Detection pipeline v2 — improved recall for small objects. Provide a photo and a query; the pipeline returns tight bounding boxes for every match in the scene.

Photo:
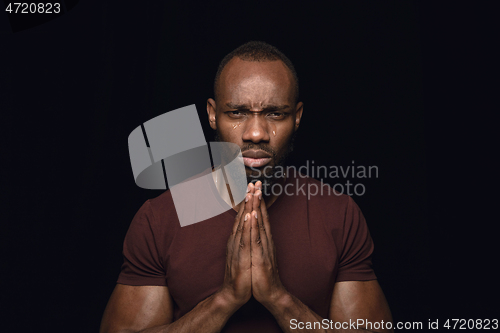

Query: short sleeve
[336,196,377,282]
[117,200,167,286]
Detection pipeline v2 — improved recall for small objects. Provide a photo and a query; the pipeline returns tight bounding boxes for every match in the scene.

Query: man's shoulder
[138,189,179,227]
[148,188,175,207]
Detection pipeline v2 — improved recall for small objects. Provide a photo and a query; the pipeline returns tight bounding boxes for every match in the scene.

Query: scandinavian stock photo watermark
[128,105,380,226]
[249,160,379,199]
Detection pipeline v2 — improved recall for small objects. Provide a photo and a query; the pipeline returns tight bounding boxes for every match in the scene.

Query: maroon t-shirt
[117,173,376,332]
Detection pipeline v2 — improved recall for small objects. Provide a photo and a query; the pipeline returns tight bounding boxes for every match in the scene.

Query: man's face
[207,57,303,186]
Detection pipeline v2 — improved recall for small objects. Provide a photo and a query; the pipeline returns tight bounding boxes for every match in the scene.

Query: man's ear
[207,98,217,130]
[294,101,304,131]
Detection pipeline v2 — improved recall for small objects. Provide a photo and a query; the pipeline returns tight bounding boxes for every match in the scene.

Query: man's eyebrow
[225,103,290,111]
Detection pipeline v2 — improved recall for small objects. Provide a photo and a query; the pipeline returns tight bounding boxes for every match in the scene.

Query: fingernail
[258,193,262,200]
[253,211,258,219]
[245,213,249,221]
[245,195,249,202]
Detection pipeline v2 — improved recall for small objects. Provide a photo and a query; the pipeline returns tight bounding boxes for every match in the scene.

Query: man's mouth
[243,157,272,168]
[242,150,272,168]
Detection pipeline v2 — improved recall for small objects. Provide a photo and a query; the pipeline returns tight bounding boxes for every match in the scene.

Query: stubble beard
[213,130,296,195]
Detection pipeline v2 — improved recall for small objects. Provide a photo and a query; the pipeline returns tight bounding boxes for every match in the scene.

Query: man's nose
[241,115,270,143]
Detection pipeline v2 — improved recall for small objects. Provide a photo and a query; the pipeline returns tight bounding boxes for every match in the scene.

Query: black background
[1,1,497,332]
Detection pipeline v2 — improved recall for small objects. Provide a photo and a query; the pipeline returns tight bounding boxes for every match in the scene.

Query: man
[100,41,393,332]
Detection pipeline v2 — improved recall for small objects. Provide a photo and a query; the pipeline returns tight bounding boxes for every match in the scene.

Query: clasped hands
[218,181,287,309]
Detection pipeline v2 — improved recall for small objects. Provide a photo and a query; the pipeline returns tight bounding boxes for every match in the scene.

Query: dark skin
[100,58,393,333]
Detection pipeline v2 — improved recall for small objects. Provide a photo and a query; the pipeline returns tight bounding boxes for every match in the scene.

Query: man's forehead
[225,101,291,111]
[225,57,287,72]
[222,58,292,85]
[218,58,294,103]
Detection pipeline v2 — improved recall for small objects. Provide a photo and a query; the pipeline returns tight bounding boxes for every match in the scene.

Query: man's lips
[242,150,272,168]
[243,157,272,168]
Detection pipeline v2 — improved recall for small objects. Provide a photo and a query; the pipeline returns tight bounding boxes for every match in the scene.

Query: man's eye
[268,112,285,119]
[227,111,245,118]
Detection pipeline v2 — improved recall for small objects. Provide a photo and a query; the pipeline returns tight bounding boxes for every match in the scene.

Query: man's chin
[246,167,272,182]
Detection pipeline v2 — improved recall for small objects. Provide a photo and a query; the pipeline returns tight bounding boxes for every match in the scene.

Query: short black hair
[213,41,299,103]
